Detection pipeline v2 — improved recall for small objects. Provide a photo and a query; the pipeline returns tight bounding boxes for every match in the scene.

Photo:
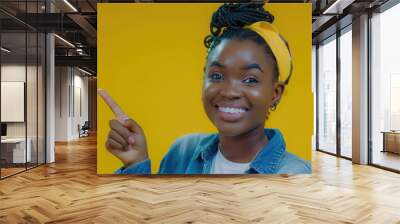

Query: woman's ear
[271,81,285,108]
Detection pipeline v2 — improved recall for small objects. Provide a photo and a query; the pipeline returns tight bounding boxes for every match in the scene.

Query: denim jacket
[115,128,311,174]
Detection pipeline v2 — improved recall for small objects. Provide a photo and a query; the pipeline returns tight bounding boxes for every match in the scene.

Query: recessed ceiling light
[77,67,93,76]
[63,0,78,12]
[322,0,355,15]
[54,34,75,48]
[1,47,11,53]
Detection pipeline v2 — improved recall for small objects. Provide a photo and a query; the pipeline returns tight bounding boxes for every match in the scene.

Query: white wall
[1,65,38,137]
[55,67,89,141]
[55,67,69,141]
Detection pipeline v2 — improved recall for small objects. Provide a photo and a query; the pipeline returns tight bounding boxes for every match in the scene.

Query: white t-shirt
[211,149,251,174]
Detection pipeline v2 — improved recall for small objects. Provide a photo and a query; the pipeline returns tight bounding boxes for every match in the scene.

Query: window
[317,36,337,154]
[370,2,400,171]
[339,28,352,158]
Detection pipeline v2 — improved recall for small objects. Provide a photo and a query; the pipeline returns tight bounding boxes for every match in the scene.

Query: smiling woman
[98,3,311,175]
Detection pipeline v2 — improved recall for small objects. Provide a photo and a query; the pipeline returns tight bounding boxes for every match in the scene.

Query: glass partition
[0,1,46,179]
[38,32,45,165]
[1,30,28,178]
[27,30,38,169]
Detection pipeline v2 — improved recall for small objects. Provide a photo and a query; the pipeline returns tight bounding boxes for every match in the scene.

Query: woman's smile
[214,104,249,122]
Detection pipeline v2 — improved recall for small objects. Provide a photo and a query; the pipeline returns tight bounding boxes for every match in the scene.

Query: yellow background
[97,3,312,174]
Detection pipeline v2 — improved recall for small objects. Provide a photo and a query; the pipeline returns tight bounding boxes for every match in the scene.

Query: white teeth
[218,107,246,114]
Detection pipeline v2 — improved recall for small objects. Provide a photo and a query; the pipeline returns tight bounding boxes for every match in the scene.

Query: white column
[46,33,55,163]
[352,14,369,164]
[46,1,55,163]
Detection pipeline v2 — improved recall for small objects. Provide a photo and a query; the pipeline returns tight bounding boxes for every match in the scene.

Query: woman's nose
[219,80,242,99]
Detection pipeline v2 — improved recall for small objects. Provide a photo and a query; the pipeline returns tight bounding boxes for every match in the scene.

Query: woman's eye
[208,73,223,81]
[243,77,259,84]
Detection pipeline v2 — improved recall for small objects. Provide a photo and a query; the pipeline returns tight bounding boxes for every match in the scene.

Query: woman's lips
[215,105,248,122]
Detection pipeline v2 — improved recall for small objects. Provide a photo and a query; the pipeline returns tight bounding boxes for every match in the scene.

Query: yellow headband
[246,21,292,84]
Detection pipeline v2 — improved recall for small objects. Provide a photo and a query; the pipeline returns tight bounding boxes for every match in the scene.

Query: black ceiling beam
[67,13,97,45]
[11,13,84,32]
[55,47,97,57]
[0,18,27,31]
[86,0,97,12]
[55,55,96,71]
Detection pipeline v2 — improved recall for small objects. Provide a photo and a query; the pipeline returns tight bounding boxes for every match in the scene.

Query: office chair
[79,121,90,138]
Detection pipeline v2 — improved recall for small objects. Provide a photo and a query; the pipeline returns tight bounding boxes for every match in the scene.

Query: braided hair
[204,3,283,82]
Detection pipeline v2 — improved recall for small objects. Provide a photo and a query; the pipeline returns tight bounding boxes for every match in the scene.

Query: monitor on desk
[1,123,7,138]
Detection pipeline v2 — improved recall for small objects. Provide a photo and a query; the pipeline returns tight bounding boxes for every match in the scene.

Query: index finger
[98,89,129,122]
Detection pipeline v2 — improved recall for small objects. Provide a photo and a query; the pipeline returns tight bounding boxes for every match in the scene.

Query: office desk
[381,131,400,154]
[1,138,32,163]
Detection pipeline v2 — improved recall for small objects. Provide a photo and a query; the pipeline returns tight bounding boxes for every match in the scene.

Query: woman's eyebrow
[209,61,225,68]
[241,63,263,72]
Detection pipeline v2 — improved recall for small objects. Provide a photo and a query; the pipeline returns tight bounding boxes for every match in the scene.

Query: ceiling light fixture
[322,0,356,15]
[63,0,78,12]
[1,47,11,53]
[76,48,85,55]
[78,67,93,76]
[54,34,75,48]
[322,0,345,14]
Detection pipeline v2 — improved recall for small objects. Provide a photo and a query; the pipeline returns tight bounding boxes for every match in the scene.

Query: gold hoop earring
[265,110,270,120]
[270,104,277,111]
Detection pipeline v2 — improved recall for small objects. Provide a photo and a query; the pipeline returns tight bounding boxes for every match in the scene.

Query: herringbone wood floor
[1,134,400,224]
